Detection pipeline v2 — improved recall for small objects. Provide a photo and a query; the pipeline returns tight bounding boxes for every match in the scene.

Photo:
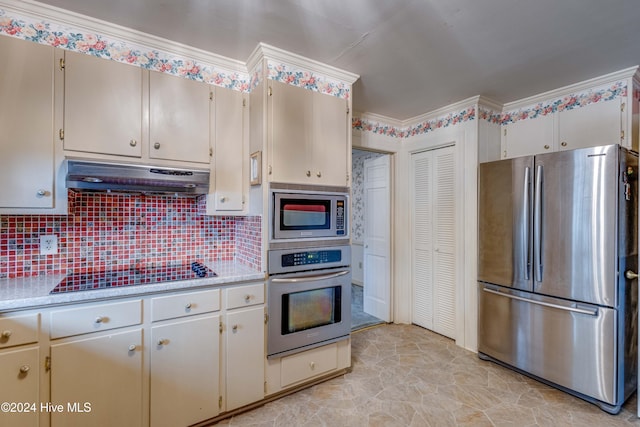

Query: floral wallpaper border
[267,60,350,100]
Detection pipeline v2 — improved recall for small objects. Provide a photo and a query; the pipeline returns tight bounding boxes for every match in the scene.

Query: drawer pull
[157,338,168,346]
[244,295,251,303]
[1,330,12,339]
[128,344,137,352]
[185,303,193,310]
[95,316,106,324]
[309,361,315,371]
[19,365,30,374]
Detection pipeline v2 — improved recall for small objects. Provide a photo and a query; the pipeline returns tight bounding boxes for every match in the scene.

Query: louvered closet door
[411,146,456,339]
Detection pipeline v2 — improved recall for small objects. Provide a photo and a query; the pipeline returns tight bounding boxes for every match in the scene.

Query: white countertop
[0,261,265,312]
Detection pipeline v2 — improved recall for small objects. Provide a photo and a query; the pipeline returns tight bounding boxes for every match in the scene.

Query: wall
[0,192,261,279]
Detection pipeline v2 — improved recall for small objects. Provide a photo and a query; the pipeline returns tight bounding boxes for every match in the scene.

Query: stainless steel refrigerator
[478,144,638,414]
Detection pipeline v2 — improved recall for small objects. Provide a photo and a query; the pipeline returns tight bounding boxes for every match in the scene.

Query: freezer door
[478,283,618,406]
[533,144,618,306]
[478,156,533,291]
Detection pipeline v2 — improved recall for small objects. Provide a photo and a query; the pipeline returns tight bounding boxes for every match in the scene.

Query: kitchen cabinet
[149,289,221,427]
[149,71,211,164]
[207,86,248,214]
[63,50,143,158]
[223,283,265,411]
[501,99,623,159]
[268,80,349,186]
[0,312,41,427]
[0,36,66,213]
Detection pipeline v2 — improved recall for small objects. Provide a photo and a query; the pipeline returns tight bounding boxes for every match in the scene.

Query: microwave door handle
[271,270,350,283]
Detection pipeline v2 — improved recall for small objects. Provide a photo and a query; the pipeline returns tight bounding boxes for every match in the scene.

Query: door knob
[625,270,638,280]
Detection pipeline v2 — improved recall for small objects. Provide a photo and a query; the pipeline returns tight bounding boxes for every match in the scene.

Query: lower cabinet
[150,314,221,427]
[0,347,40,427]
[50,329,144,427]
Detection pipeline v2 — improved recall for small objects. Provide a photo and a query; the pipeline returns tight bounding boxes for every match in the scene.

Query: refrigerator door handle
[523,166,531,280]
[482,287,598,316]
[534,164,543,282]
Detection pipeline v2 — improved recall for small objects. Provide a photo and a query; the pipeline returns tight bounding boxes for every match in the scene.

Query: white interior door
[411,145,456,339]
[363,155,391,322]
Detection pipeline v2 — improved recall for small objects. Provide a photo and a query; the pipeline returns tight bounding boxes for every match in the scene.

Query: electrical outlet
[40,235,58,255]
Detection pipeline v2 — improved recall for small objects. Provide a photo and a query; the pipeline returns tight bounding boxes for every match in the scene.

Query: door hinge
[268,86,272,97]
[621,130,625,140]
[503,128,507,137]
[59,58,65,71]
[242,99,246,107]
[210,92,214,101]
[264,313,268,324]
[268,165,272,175]
[218,396,223,410]
[621,102,626,112]
[45,356,51,372]
[219,321,223,334]
[346,107,350,115]
[59,129,64,141]
[264,381,267,394]
[346,173,350,183]
[209,147,213,157]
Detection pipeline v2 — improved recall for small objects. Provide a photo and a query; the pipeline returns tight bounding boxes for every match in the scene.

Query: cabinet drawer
[0,313,39,349]
[226,283,264,309]
[280,343,338,387]
[151,289,221,322]
[50,300,142,339]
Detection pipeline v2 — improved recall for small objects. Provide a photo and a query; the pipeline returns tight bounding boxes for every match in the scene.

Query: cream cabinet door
[501,115,554,159]
[208,87,246,213]
[0,37,56,208]
[269,80,313,184]
[149,71,211,164]
[225,306,264,411]
[311,90,349,186]
[150,315,220,427]
[63,51,143,157]
[0,347,39,427]
[50,329,143,427]
[557,99,621,151]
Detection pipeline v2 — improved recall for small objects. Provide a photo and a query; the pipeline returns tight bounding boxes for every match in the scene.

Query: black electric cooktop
[50,262,217,294]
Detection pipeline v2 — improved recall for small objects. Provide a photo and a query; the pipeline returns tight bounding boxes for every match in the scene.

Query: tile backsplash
[0,192,262,279]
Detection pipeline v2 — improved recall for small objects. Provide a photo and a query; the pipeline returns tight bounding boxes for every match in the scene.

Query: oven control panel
[281,250,342,267]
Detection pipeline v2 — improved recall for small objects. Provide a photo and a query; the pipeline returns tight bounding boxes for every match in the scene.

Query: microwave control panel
[281,250,342,268]
[336,200,345,235]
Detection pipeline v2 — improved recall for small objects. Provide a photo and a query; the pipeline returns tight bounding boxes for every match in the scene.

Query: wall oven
[267,245,351,359]
[270,184,349,242]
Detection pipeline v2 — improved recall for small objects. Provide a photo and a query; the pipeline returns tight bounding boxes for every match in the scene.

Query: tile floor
[213,324,640,426]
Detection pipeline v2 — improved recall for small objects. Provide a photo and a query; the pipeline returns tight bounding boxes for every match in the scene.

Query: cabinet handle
[19,365,30,374]
[543,144,550,150]
[1,330,12,339]
[128,344,137,352]
[154,142,161,150]
[306,171,311,177]
[232,325,238,333]
[561,141,567,147]
[316,171,322,178]
[220,196,227,203]
[309,361,315,370]
[95,316,106,324]
[244,295,251,303]
[185,302,193,310]
[130,139,137,147]
[157,338,168,346]
[36,189,47,198]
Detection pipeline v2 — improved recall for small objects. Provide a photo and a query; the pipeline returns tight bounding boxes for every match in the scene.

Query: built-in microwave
[270,185,349,241]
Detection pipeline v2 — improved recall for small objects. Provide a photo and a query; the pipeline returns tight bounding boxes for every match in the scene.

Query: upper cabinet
[149,71,211,164]
[63,50,143,158]
[62,52,212,167]
[0,36,66,214]
[268,80,349,187]
[557,99,622,151]
[207,86,248,215]
[501,115,554,159]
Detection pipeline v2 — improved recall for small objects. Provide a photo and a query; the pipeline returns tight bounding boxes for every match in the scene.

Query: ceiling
[34,0,640,120]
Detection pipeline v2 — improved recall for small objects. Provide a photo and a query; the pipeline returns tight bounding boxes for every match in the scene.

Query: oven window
[280,199,331,230]
[282,286,342,334]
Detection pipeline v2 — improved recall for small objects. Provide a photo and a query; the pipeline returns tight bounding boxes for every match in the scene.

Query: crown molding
[403,95,479,127]
[353,112,405,128]
[503,65,638,111]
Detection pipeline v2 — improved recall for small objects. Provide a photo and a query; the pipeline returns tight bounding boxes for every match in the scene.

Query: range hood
[65,159,210,196]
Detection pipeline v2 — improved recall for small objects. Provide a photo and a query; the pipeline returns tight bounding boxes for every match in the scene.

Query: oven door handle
[271,270,350,283]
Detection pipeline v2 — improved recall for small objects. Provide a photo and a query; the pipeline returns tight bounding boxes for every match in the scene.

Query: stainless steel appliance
[66,158,210,195]
[478,144,638,414]
[267,245,351,359]
[270,184,348,243]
